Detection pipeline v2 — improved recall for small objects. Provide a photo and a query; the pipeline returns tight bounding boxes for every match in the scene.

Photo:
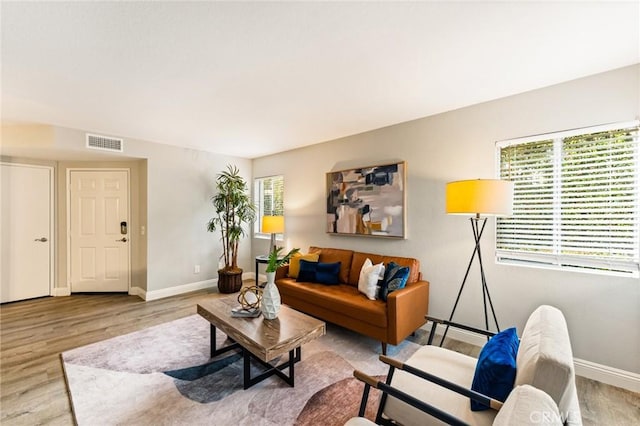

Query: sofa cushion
[316,261,341,285]
[288,252,320,278]
[297,259,318,282]
[297,260,341,284]
[379,261,410,301]
[350,251,420,285]
[309,247,354,284]
[515,305,578,424]
[276,277,387,328]
[470,327,519,411]
[358,258,385,300]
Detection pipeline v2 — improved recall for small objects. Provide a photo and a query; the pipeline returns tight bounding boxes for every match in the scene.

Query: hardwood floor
[1,288,222,425]
[1,287,638,425]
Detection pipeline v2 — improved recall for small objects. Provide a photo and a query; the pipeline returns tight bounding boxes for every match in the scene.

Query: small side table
[255,255,270,283]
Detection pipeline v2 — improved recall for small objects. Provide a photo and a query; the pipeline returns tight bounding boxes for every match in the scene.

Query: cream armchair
[349,305,582,426]
[346,384,565,426]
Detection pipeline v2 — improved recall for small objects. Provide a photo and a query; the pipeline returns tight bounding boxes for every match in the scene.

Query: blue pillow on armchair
[470,327,520,411]
[379,261,410,301]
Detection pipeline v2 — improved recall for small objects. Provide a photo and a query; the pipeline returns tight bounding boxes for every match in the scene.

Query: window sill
[496,257,639,278]
[254,233,283,241]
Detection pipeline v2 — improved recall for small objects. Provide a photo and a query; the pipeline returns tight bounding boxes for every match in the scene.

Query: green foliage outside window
[497,122,639,275]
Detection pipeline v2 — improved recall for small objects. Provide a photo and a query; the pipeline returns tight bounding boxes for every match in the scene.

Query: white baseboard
[128,286,146,300]
[424,323,488,347]
[574,358,640,393]
[140,278,217,301]
[52,287,71,296]
[423,323,640,393]
[133,273,256,302]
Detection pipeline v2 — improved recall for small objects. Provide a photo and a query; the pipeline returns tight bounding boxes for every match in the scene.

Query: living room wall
[53,127,253,297]
[252,64,640,376]
[1,124,252,298]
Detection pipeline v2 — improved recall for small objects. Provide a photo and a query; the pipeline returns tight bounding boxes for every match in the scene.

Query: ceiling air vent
[86,133,123,152]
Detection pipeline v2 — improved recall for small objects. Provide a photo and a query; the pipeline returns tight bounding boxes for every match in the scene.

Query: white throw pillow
[358,258,385,300]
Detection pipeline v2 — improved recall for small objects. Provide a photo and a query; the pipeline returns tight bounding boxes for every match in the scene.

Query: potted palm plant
[207,165,256,293]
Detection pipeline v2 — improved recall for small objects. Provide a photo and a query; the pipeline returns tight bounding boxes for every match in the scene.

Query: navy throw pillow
[315,261,341,285]
[379,261,410,301]
[296,259,317,282]
[470,327,520,411]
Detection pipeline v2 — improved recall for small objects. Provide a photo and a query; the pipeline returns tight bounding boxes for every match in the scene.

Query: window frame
[253,174,285,239]
[495,120,640,277]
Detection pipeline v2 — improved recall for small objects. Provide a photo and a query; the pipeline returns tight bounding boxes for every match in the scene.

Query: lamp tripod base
[440,216,500,346]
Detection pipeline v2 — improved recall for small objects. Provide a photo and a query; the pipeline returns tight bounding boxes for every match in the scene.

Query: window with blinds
[496,121,639,276]
[254,175,284,234]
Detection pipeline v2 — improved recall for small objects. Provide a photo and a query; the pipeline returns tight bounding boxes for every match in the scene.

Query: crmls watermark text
[529,411,562,423]
[529,410,577,424]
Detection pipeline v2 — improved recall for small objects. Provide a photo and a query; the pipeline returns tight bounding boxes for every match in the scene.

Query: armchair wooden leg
[381,342,387,355]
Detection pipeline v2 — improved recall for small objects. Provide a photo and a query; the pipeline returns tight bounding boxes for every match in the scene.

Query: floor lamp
[441,179,514,346]
[262,215,284,254]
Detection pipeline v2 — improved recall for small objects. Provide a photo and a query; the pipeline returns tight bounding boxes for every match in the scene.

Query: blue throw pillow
[315,261,341,285]
[470,327,520,411]
[379,261,410,301]
[296,259,317,282]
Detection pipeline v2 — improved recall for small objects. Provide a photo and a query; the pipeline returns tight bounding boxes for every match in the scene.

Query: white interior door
[69,170,130,292]
[1,163,52,303]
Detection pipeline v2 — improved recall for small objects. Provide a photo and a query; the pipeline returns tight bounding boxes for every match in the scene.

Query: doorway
[68,169,130,292]
[1,163,53,303]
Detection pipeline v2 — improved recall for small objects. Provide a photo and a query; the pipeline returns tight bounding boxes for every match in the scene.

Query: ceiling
[2,1,639,159]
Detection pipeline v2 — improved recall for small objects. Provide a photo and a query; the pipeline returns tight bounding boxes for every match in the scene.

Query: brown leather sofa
[275,246,429,354]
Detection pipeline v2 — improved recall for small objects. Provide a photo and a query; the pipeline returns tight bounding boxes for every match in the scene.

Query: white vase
[261,271,281,319]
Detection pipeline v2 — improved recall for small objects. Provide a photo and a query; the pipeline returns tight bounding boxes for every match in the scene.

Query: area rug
[61,314,420,425]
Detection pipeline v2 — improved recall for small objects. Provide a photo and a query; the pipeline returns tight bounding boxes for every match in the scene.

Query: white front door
[69,170,130,292]
[1,163,53,303]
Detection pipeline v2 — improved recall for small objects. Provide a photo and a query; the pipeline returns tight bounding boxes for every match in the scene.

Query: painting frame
[326,161,406,239]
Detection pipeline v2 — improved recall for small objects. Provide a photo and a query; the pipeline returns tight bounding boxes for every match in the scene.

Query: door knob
[34,237,48,242]
[116,237,128,242]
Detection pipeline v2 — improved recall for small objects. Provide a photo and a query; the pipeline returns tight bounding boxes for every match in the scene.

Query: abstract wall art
[326,161,406,238]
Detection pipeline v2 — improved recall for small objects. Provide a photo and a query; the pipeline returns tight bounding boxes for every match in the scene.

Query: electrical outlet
[140,225,146,236]
[194,264,200,274]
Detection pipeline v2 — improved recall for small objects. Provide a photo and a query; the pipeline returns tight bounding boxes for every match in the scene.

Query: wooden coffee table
[197,295,325,389]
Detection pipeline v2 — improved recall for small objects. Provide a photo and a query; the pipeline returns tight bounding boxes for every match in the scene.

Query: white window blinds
[254,175,284,233]
[496,121,640,276]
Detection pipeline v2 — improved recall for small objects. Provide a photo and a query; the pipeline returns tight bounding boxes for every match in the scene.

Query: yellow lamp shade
[446,179,514,216]
[262,215,285,233]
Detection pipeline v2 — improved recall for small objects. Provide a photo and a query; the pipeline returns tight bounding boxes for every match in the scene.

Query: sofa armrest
[387,280,429,345]
[275,265,289,280]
